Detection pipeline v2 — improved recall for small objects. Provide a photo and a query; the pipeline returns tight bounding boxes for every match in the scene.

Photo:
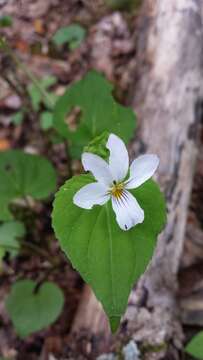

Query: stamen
[110,182,124,199]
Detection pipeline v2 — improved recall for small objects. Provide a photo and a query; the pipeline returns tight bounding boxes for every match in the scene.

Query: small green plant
[53,71,136,158]
[0,150,57,221]
[0,15,13,27]
[185,331,203,359]
[6,280,64,337]
[53,24,86,50]
[0,36,167,336]
[27,75,58,111]
[51,68,167,333]
[10,77,57,129]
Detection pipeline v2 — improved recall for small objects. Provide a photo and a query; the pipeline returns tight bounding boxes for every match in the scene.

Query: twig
[21,240,58,266]
[1,73,24,99]
[0,36,54,109]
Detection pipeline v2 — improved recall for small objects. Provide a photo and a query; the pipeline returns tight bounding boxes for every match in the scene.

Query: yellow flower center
[110,182,124,199]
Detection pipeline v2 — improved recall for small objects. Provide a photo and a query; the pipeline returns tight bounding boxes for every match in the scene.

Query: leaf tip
[109,316,121,334]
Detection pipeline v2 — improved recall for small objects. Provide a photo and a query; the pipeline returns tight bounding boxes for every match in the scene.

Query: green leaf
[185,332,203,359]
[40,111,53,130]
[50,132,65,145]
[27,76,57,111]
[6,280,64,337]
[53,71,136,158]
[84,131,110,160]
[0,221,26,258]
[40,76,57,88]
[44,93,58,109]
[52,174,166,331]
[0,150,57,221]
[53,24,86,49]
[27,84,41,111]
[0,248,5,262]
[0,15,13,27]
[10,111,24,126]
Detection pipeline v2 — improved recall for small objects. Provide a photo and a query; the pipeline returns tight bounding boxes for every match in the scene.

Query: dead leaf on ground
[0,138,10,151]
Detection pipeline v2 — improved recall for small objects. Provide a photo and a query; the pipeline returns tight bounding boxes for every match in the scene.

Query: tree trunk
[71,1,203,358]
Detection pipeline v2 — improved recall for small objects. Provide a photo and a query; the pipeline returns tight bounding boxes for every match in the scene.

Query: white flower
[73,134,159,231]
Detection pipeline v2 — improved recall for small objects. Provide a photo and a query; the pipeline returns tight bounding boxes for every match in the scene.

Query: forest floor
[0,0,203,359]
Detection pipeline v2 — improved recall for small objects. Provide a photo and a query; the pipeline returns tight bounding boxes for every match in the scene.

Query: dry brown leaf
[0,139,11,151]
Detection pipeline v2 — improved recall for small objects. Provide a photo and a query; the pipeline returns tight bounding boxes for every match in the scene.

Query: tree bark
[71,1,203,358]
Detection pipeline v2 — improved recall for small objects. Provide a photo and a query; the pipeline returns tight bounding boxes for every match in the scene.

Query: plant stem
[34,262,64,293]
[0,241,57,266]
[0,36,54,109]
[21,241,57,265]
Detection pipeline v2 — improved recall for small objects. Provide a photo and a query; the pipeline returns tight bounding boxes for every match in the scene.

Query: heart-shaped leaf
[0,150,57,221]
[52,174,166,331]
[53,71,136,158]
[6,280,64,337]
[185,331,203,359]
[53,24,86,49]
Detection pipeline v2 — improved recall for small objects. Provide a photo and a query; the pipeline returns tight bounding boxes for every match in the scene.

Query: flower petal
[111,190,144,231]
[106,133,129,182]
[82,152,113,186]
[73,182,110,209]
[125,154,159,189]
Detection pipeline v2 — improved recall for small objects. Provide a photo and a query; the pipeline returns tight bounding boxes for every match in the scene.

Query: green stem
[0,36,54,109]
[34,263,63,293]
[21,241,56,263]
